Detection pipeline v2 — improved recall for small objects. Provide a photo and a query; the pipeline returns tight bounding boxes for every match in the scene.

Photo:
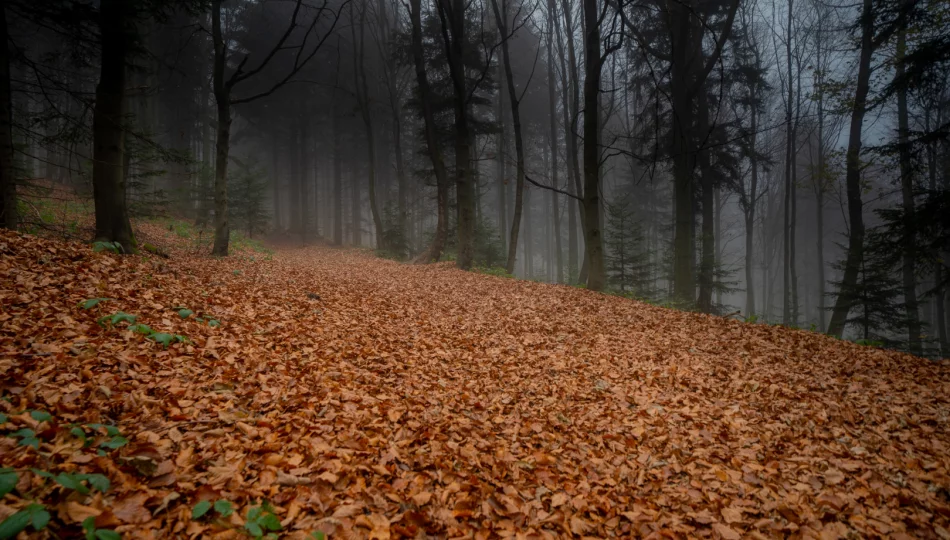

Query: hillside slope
[1,229,948,539]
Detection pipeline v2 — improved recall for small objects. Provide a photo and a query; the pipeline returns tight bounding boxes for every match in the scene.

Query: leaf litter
[1,228,949,538]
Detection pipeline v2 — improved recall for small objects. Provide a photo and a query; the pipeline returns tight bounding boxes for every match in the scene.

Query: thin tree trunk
[895,23,921,354]
[697,84,715,312]
[581,0,605,291]
[300,113,311,243]
[409,0,450,263]
[827,0,874,337]
[547,10,563,283]
[353,1,384,249]
[0,5,15,229]
[92,0,136,253]
[496,61,508,257]
[438,0,475,269]
[490,0,526,275]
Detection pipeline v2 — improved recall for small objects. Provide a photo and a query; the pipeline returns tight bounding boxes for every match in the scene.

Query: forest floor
[1,216,950,539]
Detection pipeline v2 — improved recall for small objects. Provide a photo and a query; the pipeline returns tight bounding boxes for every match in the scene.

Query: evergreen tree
[604,187,653,297]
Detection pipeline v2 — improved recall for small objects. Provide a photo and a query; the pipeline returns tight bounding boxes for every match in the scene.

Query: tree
[436,0,476,270]
[827,0,911,337]
[580,0,621,292]
[91,0,136,254]
[0,5,15,229]
[489,0,527,276]
[209,0,343,256]
[407,0,451,263]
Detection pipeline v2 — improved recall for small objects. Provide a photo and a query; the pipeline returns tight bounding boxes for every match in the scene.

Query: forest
[1,0,949,352]
[0,0,949,537]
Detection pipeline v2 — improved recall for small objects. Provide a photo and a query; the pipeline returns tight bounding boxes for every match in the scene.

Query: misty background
[1,0,948,357]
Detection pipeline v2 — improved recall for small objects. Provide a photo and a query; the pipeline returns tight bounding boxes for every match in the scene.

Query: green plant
[92,241,123,254]
[0,468,17,497]
[0,503,50,538]
[10,428,40,449]
[244,502,282,538]
[744,314,759,324]
[32,470,110,494]
[70,423,128,452]
[474,266,513,279]
[83,516,120,540]
[192,499,233,520]
[128,324,153,336]
[149,333,189,348]
[97,312,138,328]
[79,298,110,310]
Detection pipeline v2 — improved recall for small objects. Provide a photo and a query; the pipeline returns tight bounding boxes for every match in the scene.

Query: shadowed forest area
[0,0,950,537]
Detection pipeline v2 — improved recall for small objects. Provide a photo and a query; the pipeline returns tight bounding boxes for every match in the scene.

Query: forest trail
[2,228,949,538]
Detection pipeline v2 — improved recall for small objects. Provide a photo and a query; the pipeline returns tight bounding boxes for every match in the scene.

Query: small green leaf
[0,413,6,424]
[82,474,110,493]
[83,516,97,538]
[11,428,39,449]
[245,522,263,537]
[150,333,173,347]
[310,532,327,540]
[0,508,31,538]
[54,473,88,494]
[96,530,121,540]
[260,513,281,531]
[207,319,221,328]
[30,468,54,479]
[247,506,262,521]
[214,499,233,517]
[27,505,49,531]
[99,435,129,450]
[191,500,212,519]
[80,298,110,310]
[178,309,194,319]
[30,410,52,423]
[70,426,89,446]
[0,469,17,497]
[128,324,153,336]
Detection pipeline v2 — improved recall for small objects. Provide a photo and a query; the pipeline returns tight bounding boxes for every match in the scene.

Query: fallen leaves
[0,227,949,538]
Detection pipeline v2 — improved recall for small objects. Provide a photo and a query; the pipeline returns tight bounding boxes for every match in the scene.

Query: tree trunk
[353,2,384,249]
[438,0,475,270]
[409,0,450,263]
[697,85,715,312]
[270,135,280,230]
[546,12,563,283]
[300,113,311,243]
[670,2,695,304]
[827,0,873,337]
[581,0,605,291]
[210,0,232,256]
[0,5,15,230]
[744,92,758,317]
[333,104,343,245]
[92,0,136,253]
[496,61,508,257]
[895,23,921,354]
[491,0,526,275]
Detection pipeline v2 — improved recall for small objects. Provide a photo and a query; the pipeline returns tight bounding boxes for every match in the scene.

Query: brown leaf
[112,493,151,524]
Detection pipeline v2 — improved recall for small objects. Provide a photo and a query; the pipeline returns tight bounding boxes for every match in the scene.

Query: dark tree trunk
[490,0,526,275]
[895,23,921,354]
[697,85,715,313]
[333,104,343,245]
[409,0,450,263]
[669,2,695,304]
[210,0,232,256]
[353,2,383,249]
[827,0,874,337]
[438,0,475,269]
[0,5,15,229]
[581,0,605,291]
[92,0,136,253]
[546,9,563,283]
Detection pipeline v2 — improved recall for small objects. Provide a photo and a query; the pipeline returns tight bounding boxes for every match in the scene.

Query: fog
[2,0,948,356]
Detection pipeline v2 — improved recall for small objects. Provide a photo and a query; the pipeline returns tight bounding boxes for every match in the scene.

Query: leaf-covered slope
[1,229,948,539]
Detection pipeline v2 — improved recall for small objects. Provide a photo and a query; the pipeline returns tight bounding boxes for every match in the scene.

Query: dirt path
[1,230,949,538]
